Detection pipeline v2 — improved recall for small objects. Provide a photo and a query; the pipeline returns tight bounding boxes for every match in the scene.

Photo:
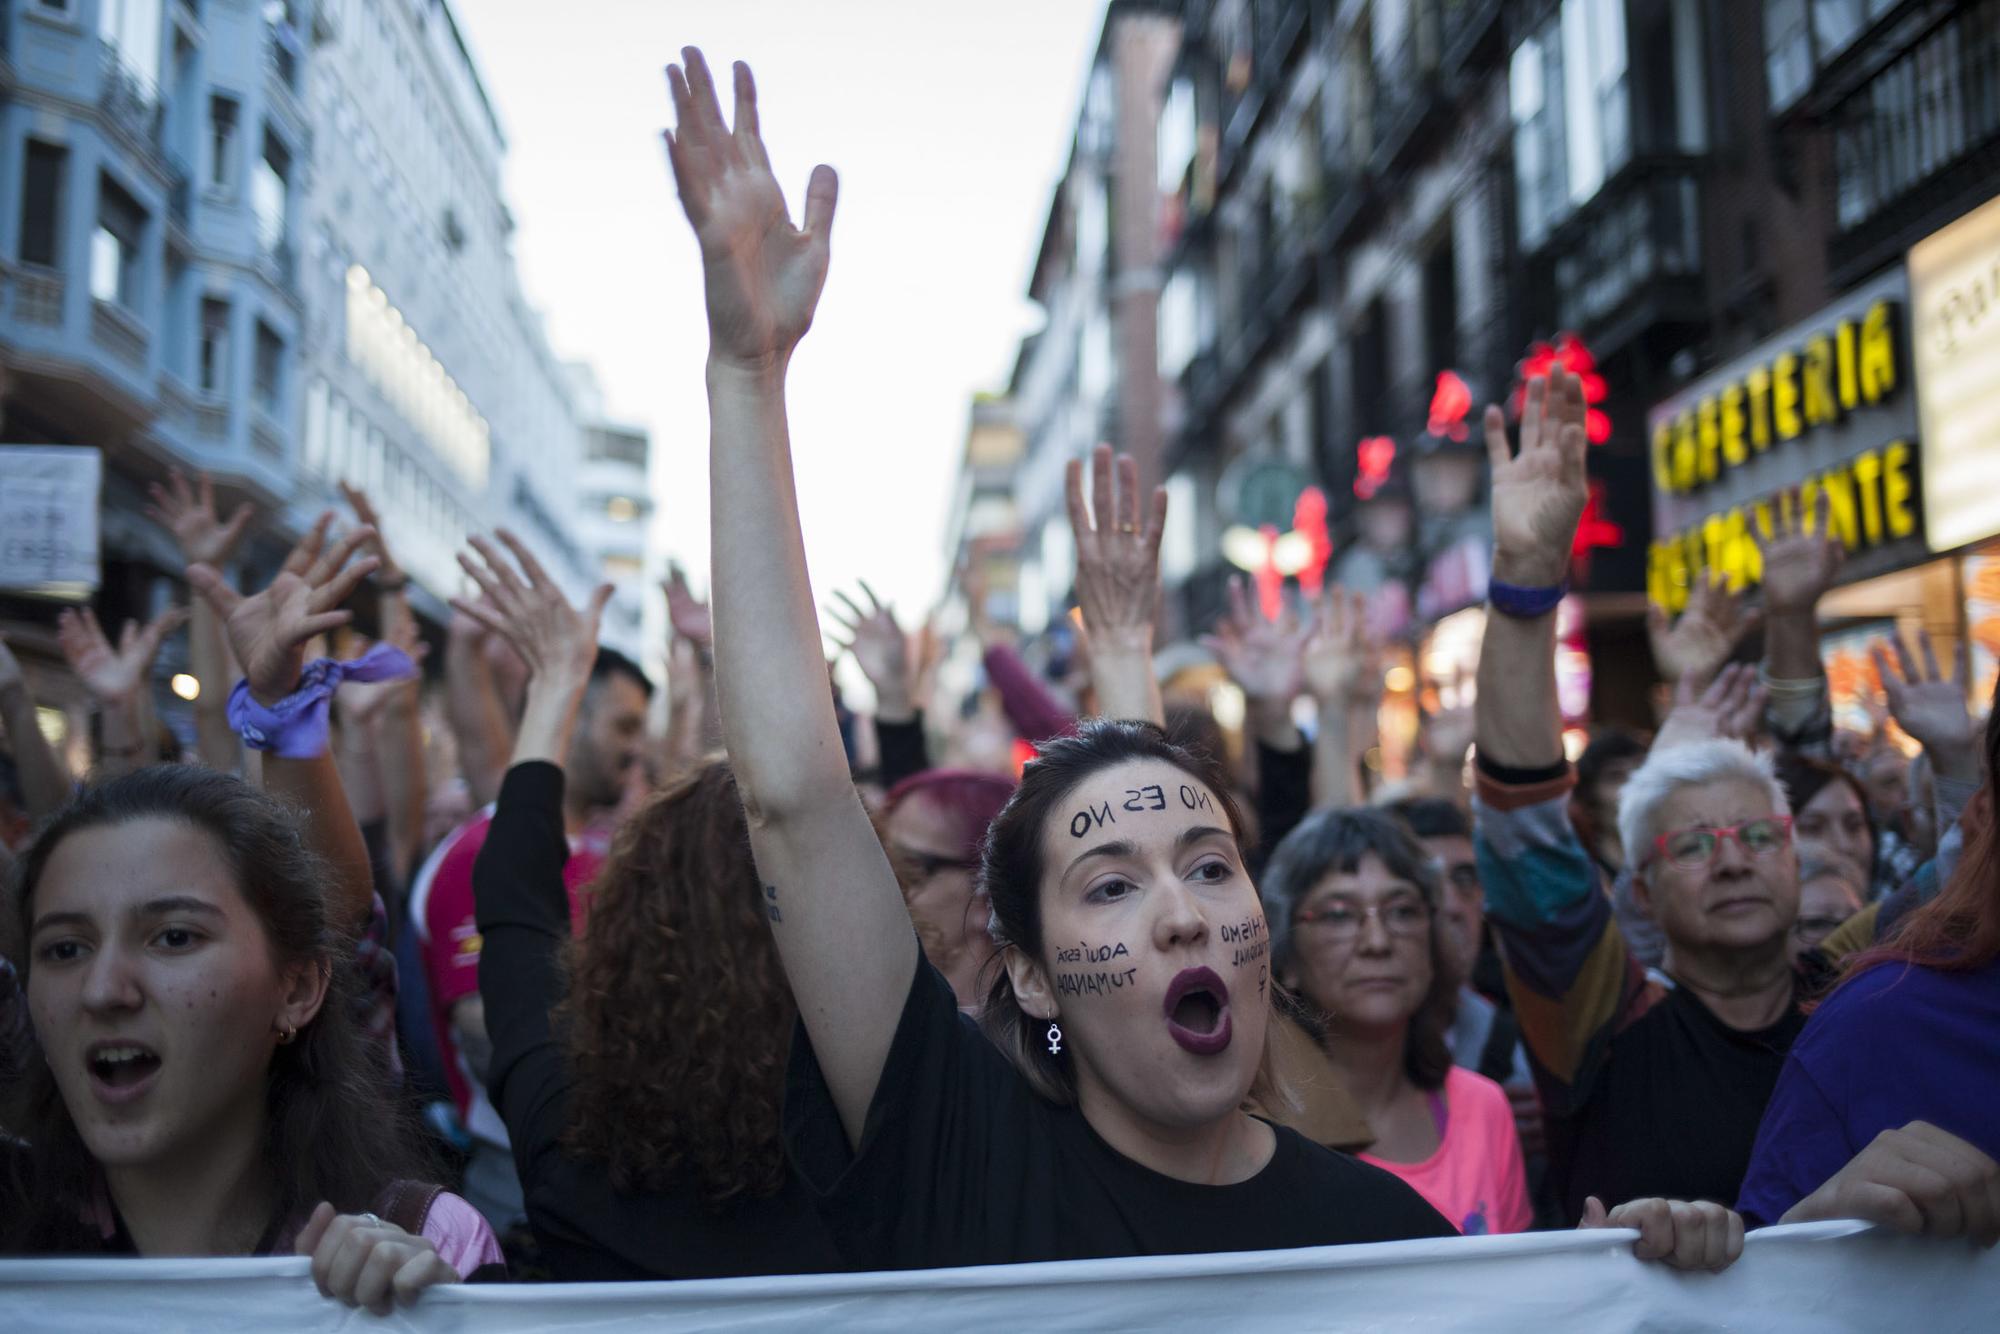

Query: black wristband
[1473,750,1571,787]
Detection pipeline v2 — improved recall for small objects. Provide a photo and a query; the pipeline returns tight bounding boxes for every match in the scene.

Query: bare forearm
[510,671,588,772]
[2,684,71,819]
[708,359,856,810]
[1763,607,1824,682]
[1475,610,1563,771]
[445,647,511,806]
[1310,706,1356,809]
[377,694,427,880]
[1088,634,1162,726]
[263,752,374,930]
[188,602,244,772]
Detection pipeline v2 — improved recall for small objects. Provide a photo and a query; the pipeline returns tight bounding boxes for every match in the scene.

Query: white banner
[2,1221,1995,1332]
[0,445,102,596]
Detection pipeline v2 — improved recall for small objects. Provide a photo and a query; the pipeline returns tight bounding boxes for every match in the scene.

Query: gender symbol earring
[1045,1021,1063,1056]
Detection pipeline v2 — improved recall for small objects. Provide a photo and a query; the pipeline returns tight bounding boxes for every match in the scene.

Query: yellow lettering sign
[1720,383,1748,467]
[1652,420,1675,493]
[1773,353,1803,440]
[1836,320,1859,411]
[1860,301,1897,403]
[1747,369,1772,451]
[1697,396,1721,484]
[1884,440,1915,538]
[1851,449,1884,544]
[1803,335,1837,427]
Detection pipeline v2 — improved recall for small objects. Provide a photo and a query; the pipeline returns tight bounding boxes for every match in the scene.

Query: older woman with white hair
[1467,386,1998,1240]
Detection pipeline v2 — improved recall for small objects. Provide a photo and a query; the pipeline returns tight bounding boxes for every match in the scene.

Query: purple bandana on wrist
[225,643,417,758]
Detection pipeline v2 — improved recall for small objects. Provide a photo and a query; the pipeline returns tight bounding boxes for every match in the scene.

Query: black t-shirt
[1550,979,1808,1222]
[784,956,1455,1270]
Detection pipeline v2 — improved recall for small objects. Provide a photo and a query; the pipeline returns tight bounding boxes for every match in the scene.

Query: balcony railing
[90,298,149,370]
[11,263,65,327]
[258,238,298,294]
[1829,0,2000,257]
[98,46,163,152]
[1370,3,1446,171]
[1549,159,1704,340]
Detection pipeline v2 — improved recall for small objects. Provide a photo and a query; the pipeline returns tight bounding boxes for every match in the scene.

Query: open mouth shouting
[86,1040,162,1105]
[1163,967,1233,1056]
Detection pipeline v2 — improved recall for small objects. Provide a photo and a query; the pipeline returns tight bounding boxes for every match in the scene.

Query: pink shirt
[1360,1066,1532,1236]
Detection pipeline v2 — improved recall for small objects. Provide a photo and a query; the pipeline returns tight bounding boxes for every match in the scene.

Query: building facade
[968,0,1998,740]
[294,0,600,625]
[1,0,321,725]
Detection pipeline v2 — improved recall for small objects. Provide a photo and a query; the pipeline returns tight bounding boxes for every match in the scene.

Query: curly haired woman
[457,532,838,1280]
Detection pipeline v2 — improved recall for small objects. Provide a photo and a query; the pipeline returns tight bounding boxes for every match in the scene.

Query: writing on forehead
[1180,785,1213,813]
[1069,801,1115,839]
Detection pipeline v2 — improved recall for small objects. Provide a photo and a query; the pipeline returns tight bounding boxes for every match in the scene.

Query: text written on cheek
[1057,967,1140,997]
[1231,939,1269,969]
[763,885,782,923]
[1055,941,1131,964]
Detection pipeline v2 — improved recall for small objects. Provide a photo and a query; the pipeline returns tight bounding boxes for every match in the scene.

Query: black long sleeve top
[473,761,842,1280]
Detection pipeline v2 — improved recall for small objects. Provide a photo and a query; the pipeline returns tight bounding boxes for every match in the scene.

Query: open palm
[1485,371,1589,586]
[667,50,837,368]
[56,606,186,703]
[189,526,378,705]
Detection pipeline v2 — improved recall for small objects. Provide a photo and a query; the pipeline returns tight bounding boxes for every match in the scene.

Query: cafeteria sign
[0,446,102,598]
[1644,269,1922,612]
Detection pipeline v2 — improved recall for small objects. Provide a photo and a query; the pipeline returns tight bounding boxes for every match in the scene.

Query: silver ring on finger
[357,1212,381,1227]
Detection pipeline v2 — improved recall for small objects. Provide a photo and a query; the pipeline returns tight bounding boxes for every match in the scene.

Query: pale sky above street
[454,0,1109,630]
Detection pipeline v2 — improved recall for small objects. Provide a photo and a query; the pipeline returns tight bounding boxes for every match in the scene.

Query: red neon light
[1354,436,1396,499]
[1513,334,1612,444]
[1427,370,1473,442]
[1293,486,1332,598]
[1570,480,1625,576]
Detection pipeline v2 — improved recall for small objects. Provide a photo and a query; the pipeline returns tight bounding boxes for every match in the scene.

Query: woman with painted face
[0,766,500,1311]
[669,49,1745,1274]
[1262,809,1533,1236]
[668,48,1452,1269]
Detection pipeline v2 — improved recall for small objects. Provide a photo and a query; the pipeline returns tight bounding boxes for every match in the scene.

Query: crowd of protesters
[0,48,1995,1316]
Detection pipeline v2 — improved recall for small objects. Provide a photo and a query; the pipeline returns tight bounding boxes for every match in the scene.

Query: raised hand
[453,532,612,685]
[666,49,837,371]
[1652,662,1768,752]
[56,605,187,704]
[146,469,255,567]
[1579,1196,1745,1272]
[335,615,429,727]
[1872,630,1978,780]
[1066,445,1168,652]
[1202,576,1310,705]
[339,481,406,587]
[188,523,379,706]
[1647,574,1760,684]
[1484,371,1590,588]
[1302,585,1383,707]
[1754,488,1845,616]
[828,581,913,715]
[662,564,713,649]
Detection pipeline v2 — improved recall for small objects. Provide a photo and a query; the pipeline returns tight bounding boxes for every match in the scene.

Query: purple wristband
[1487,577,1568,620]
[225,644,417,758]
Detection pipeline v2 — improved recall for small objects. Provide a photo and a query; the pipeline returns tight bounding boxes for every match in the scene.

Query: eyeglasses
[1648,816,1794,870]
[1292,896,1432,943]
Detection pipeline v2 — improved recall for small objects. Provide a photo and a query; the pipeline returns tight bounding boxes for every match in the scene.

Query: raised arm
[830,580,930,786]
[188,520,382,931]
[1645,574,1759,688]
[145,470,254,772]
[0,634,71,820]
[341,483,429,881]
[1301,585,1382,810]
[669,47,913,1143]
[1754,492,1844,757]
[1065,444,1167,726]
[55,604,185,781]
[1474,373,1589,772]
[443,609,515,808]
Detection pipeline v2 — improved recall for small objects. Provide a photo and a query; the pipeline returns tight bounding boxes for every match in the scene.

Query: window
[251,128,290,253]
[1561,0,1629,206]
[304,378,328,472]
[1812,0,1866,62]
[199,298,231,394]
[1510,25,1568,250]
[1422,232,1458,374]
[605,496,640,523]
[208,96,240,192]
[253,320,283,413]
[98,0,162,82]
[1764,0,1813,111]
[19,141,65,267]
[91,174,146,308]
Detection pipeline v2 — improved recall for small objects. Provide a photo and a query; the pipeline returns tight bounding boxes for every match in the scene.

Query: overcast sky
[453,0,1109,634]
